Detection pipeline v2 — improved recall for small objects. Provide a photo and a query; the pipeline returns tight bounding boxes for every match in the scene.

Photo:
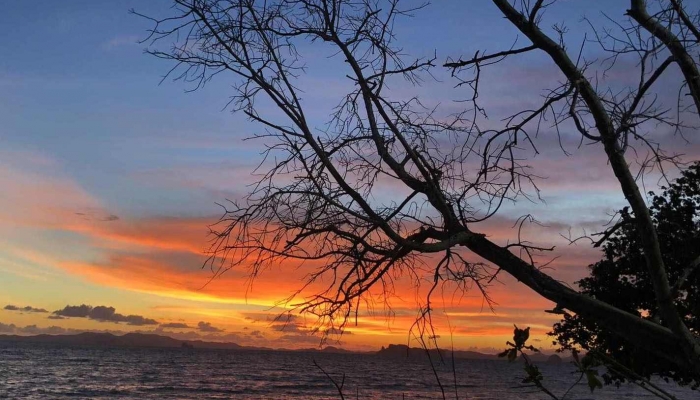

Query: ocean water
[0,343,695,399]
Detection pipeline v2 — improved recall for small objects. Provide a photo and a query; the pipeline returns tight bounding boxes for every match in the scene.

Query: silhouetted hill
[294,345,353,354]
[376,344,499,360]
[546,354,563,365]
[376,344,574,363]
[0,332,243,350]
[0,333,573,362]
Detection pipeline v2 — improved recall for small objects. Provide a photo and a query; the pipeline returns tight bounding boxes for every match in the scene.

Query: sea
[0,343,696,399]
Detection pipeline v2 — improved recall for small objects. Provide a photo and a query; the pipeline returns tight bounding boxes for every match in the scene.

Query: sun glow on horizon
[3,0,696,357]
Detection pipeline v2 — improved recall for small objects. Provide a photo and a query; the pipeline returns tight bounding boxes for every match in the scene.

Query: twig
[313,359,346,400]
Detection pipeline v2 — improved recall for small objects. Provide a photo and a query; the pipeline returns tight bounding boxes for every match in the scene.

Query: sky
[1,0,698,353]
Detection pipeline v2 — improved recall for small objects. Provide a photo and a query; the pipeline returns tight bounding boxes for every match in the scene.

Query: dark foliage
[140,0,700,376]
[551,162,700,387]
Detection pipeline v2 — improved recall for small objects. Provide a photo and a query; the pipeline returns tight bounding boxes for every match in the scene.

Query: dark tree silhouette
[551,162,700,387]
[138,0,700,381]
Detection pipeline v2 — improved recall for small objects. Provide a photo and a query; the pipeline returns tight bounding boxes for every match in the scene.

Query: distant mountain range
[377,344,499,360]
[375,344,565,363]
[0,332,567,363]
[0,332,356,354]
[0,332,246,350]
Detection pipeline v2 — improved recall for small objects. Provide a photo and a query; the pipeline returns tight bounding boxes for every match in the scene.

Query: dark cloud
[18,325,67,335]
[0,323,70,335]
[269,312,319,334]
[120,315,158,326]
[273,314,302,323]
[325,327,351,335]
[160,322,190,329]
[53,304,158,326]
[271,322,308,333]
[89,306,118,320]
[0,322,17,333]
[24,306,49,313]
[197,321,224,333]
[240,312,302,324]
[48,315,66,320]
[4,305,48,313]
[271,324,348,343]
[54,304,91,317]
[249,330,265,339]
[44,326,69,334]
[75,210,119,222]
[217,332,244,342]
[278,334,323,345]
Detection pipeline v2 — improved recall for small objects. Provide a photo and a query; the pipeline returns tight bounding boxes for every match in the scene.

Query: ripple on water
[0,343,696,399]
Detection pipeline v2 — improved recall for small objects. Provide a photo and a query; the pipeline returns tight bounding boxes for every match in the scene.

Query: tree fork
[492,0,700,374]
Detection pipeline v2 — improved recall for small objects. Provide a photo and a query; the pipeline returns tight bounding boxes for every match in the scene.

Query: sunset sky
[1,0,697,353]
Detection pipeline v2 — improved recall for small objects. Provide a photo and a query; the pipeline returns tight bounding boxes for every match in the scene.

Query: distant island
[376,344,564,363]
[0,332,570,362]
[0,332,245,350]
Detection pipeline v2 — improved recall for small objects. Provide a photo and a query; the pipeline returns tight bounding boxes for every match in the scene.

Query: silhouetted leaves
[497,348,518,362]
[551,162,700,387]
[501,325,560,399]
[522,363,543,385]
[585,369,603,392]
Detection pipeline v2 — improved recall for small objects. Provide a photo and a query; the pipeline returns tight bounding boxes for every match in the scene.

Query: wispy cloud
[160,322,190,329]
[101,34,140,50]
[4,305,48,313]
[0,150,104,230]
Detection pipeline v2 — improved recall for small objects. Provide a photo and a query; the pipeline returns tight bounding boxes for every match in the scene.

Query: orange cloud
[0,151,102,229]
[55,209,588,343]
[61,254,299,308]
[0,149,593,350]
[65,217,212,255]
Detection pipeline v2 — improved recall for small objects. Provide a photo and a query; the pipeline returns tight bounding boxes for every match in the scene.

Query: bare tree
[138,0,700,379]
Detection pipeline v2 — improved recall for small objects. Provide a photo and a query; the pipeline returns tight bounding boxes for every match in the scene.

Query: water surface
[0,343,695,399]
